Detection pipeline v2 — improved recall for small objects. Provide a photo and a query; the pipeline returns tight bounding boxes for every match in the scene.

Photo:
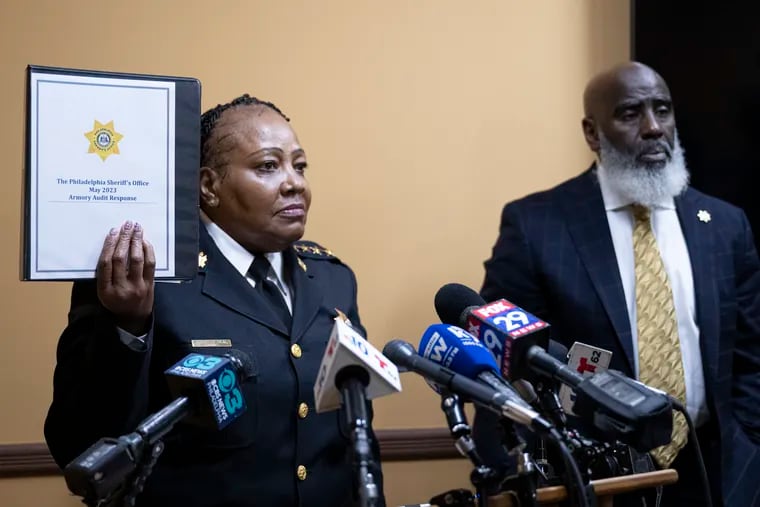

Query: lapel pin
[198,251,208,268]
[697,210,711,223]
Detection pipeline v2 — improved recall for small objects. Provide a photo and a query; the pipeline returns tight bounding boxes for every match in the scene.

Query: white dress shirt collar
[200,211,287,291]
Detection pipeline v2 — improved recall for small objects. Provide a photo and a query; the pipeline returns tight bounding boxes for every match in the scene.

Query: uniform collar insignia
[293,242,335,259]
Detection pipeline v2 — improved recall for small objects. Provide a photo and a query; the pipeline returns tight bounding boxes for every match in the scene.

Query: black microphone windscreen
[434,283,486,326]
[546,340,569,363]
[382,339,416,362]
[335,365,371,388]
[224,349,257,382]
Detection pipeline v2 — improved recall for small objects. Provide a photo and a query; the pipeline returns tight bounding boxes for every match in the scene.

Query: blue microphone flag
[164,353,246,430]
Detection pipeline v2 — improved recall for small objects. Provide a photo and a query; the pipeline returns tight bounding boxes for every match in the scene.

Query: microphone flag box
[314,313,402,413]
[418,323,497,394]
[559,342,612,416]
[165,353,246,430]
[465,299,550,381]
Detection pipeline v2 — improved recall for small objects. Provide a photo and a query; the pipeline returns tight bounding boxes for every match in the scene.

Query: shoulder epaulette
[293,240,338,260]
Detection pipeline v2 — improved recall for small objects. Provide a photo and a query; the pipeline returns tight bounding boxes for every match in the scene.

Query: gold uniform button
[291,344,302,358]
[296,465,307,481]
[298,402,309,419]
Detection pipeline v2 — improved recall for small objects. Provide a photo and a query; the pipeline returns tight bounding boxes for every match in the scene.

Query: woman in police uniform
[45,95,385,507]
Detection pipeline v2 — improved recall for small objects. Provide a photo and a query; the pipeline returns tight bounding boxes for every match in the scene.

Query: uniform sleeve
[44,280,154,468]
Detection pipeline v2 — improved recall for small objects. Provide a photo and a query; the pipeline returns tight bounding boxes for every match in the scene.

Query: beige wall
[0,1,629,505]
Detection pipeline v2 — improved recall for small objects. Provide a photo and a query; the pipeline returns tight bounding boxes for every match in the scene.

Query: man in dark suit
[44,95,385,507]
[476,62,760,506]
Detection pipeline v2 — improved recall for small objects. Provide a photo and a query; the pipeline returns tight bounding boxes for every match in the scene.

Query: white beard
[598,131,690,207]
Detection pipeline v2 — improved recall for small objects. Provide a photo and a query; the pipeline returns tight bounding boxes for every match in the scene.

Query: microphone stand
[440,391,482,466]
[337,367,380,507]
[490,403,540,507]
[532,378,567,484]
[534,379,567,430]
[65,397,192,507]
[439,390,510,507]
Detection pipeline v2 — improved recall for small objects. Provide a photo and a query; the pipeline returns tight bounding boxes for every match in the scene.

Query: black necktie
[248,256,292,330]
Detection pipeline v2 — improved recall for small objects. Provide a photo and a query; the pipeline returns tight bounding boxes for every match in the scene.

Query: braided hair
[200,93,289,170]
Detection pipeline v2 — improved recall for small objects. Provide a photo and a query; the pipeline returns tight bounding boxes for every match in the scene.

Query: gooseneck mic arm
[135,397,193,445]
[440,389,483,466]
[335,366,379,507]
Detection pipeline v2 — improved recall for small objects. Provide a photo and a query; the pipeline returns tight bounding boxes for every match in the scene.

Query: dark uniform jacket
[475,168,760,507]
[45,223,385,507]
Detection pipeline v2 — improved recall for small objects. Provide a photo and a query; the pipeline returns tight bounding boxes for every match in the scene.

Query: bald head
[583,62,669,118]
[581,61,676,167]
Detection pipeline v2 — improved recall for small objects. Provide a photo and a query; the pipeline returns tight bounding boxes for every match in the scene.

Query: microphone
[435,284,674,451]
[418,323,536,413]
[435,283,550,382]
[558,342,612,416]
[314,314,401,507]
[529,343,676,451]
[161,350,253,430]
[386,338,596,507]
[63,349,255,504]
[418,322,535,454]
[383,338,554,435]
[314,314,402,413]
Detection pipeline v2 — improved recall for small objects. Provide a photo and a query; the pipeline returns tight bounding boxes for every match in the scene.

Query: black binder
[22,65,201,281]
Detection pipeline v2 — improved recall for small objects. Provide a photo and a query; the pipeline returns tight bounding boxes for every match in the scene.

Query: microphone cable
[667,397,712,507]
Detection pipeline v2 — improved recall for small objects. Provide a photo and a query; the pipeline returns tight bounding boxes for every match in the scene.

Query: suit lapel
[286,247,323,344]
[561,169,636,372]
[675,190,720,382]
[198,226,289,336]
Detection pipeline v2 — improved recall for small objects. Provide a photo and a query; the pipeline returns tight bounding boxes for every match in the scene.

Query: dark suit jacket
[477,168,760,507]
[44,224,385,507]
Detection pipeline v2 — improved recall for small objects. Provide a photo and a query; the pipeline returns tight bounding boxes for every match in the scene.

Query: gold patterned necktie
[632,204,688,468]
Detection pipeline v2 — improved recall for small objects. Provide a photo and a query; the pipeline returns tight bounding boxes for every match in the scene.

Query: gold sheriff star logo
[84,120,124,161]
